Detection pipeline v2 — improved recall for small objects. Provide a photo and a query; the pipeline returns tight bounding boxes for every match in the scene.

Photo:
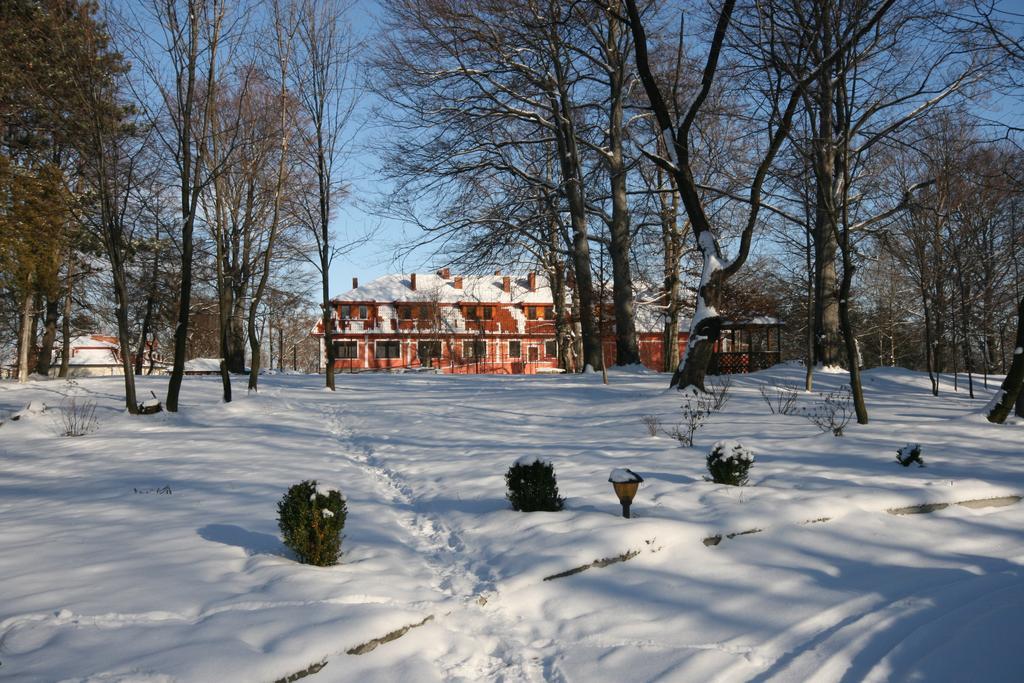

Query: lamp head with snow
[609,468,643,518]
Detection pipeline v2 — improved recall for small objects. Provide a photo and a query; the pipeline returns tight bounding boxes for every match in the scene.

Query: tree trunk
[166,217,194,412]
[548,71,601,371]
[113,275,140,414]
[805,216,815,391]
[322,278,336,389]
[136,293,154,376]
[814,229,842,367]
[17,293,33,383]
[660,176,682,373]
[922,293,938,396]
[606,10,640,367]
[59,261,72,378]
[247,308,263,390]
[810,46,842,370]
[670,267,724,391]
[986,295,1024,423]
[34,296,60,376]
[227,301,246,373]
[839,266,868,424]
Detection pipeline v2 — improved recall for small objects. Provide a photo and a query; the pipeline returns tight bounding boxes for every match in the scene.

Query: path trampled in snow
[0,366,1021,682]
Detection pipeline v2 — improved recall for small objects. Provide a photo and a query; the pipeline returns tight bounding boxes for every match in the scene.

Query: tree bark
[59,259,73,378]
[606,8,640,366]
[986,295,1024,423]
[659,166,682,373]
[34,296,60,376]
[546,56,602,371]
[17,293,33,383]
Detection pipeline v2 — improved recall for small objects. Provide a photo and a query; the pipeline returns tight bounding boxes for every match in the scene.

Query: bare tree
[625,0,896,390]
[293,0,359,391]
[247,0,301,393]
[375,0,614,371]
[139,0,230,411]
[67,4,150,412]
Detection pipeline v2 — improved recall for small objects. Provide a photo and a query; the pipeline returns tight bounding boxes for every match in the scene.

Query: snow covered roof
[68,334,120,349]
[69,348,120,366]
[184,358,223,372]
[722,316,783,327]
[334,272,554,305]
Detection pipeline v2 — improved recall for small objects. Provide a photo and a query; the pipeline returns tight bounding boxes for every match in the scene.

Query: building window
[528,346,539,362]
[508,340,521,358]
[375,340,400,359]
[400,306,412,319]
[340,305,351,319]
[463,339,486,359]
[417,340,442,360]
[483,306,493,320]
[544,306,554,320]
[419,304,429,319]
[525,306,537,320]
[545,340,557,357]
[358,305,369,319]
[465,306,479,320]
[334,341,357,358]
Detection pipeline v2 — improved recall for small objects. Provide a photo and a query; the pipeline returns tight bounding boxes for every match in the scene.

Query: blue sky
[327,1,415,296]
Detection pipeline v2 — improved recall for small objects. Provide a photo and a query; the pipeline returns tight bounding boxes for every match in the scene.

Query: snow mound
[609,468,643,483]
[709,440,755,463]
[514,454,552,467]
[10,401,49,421]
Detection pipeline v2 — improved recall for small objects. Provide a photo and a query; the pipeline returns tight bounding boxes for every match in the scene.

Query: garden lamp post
[609,468,644,518]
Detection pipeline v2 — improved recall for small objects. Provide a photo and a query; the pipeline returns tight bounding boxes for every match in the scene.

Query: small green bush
[706,440,754,486]
[505,457,564,512]
[896,443,925,467]
[277,480,347,566]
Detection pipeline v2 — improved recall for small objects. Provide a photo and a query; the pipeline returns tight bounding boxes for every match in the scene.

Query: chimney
[502,275,511,293]
[352,276,359,290]
[453,275,463,289]
[528,271,537,292]
[494,269,502,276]
[437,267,451,279]
[410,273,417,291]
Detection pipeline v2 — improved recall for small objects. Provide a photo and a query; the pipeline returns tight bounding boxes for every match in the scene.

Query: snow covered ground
[0,366,1021,682]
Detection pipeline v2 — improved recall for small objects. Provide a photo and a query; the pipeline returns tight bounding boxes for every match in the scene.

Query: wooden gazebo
[709,317,783,375]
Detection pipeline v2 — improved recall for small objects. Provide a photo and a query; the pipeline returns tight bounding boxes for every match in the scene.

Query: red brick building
[312,270,781,374]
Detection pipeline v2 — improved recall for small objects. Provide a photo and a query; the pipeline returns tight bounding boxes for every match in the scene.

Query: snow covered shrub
[706,441,754,486]
[896,443,925,467]
[666,390,713,447]
[641,414,662,437]
[802,386,853,436]
[277,480,347,566]
[505,456,564,512]
[706,374,732,412]
[759,383,799,415]
[59,396,98,437]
